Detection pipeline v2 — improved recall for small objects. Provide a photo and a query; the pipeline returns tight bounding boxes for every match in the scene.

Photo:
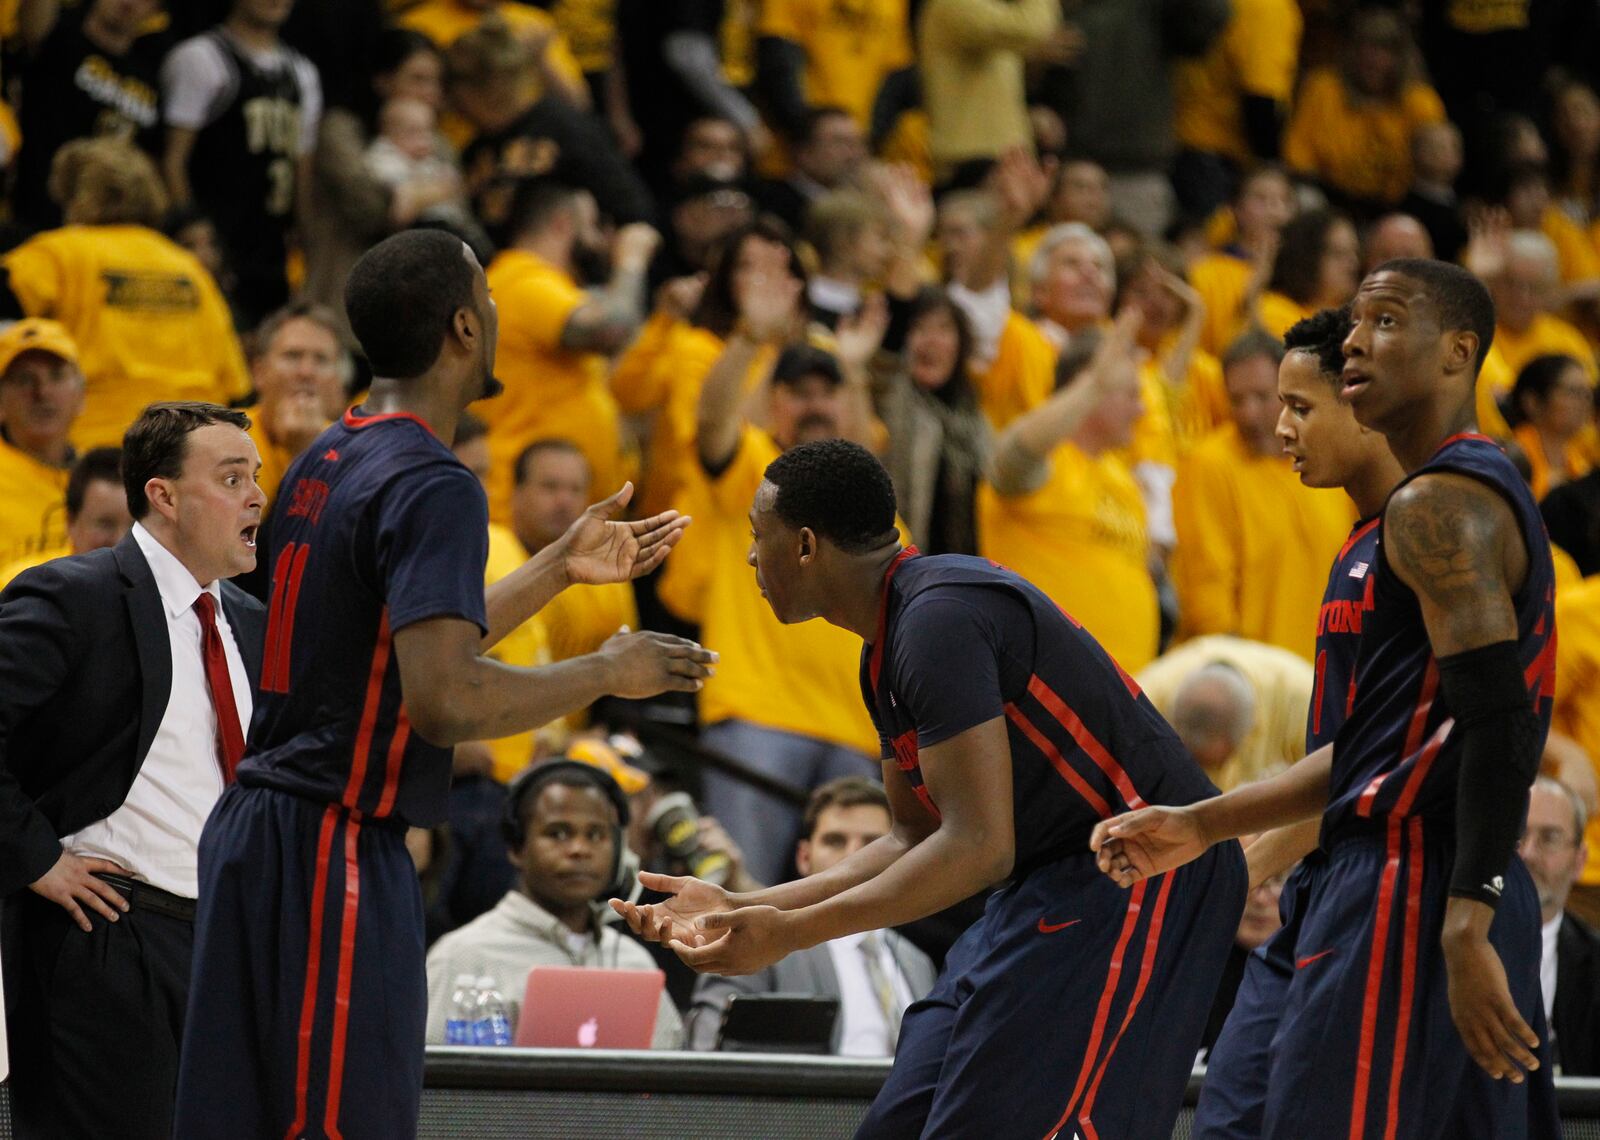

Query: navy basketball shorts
[174,783,426,1140]
[858,839,1247,1140]
[1258,819,1559,1140]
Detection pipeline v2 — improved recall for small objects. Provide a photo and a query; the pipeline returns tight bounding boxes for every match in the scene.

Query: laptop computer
[514,965,665,1049]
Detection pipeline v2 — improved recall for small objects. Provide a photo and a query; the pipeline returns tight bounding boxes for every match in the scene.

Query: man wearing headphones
[422,759,684,1047]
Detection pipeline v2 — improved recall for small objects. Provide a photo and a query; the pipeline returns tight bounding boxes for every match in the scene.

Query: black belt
[92,872,197,923]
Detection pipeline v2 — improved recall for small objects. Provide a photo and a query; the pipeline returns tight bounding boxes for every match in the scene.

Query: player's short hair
[801,775,889,840]
[514,438,588,486]
[345,229,478,380]
[762,439,897,554]
[1282,306,1353,381]
[66,447,123,520]
[1222,326,1287,373]
[505,179,584,243]
[49,137,169,227]
[122,402,251,521]
[1369,257,1497,374]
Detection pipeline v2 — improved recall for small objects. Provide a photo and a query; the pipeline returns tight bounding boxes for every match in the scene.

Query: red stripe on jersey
[342,612,393,810]
[1043,879,1148,1140]
[285,805,341,1140]
[341,408,436,435]
[1433,432,1499,453]
[1076,871,1176,1138]
[1339,517,1381,562]
[1026,674,1148,812]
[1359,662,1437,818]
[1349,817,1405,1140]
[322,816,364,1140]
[1004,703,1113,819]
[272,542,311,692]
[374,714,411,818]
[1391,721,1452,818]
[1383,817,1425,1140]
[1313,651,1328,740]
[868,547,920,693]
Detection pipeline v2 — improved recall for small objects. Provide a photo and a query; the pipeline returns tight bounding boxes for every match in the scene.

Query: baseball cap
[0,319,80,380]
[566,737,652,796]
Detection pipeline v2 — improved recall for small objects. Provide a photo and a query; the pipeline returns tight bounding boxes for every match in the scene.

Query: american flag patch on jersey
[1348,562,1369,579]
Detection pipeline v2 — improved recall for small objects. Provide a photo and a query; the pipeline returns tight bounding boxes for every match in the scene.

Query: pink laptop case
[514,965,665,1049]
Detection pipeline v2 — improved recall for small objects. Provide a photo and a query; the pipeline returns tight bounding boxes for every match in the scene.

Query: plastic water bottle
[473,975,513,1046]
[445,974,478,1045]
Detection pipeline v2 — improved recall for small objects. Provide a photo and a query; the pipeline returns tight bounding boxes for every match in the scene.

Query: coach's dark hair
[762,440,897,553]
[66,447,122,520]
[1269,208,1352,306]
[1369,257,1497,374]
[692,217,808,339]
[1283,306,1352,380]
[122,403,251,520]
[346,229,479,380]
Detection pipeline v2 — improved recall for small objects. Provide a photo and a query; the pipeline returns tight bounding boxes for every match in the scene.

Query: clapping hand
[557,482,689,586]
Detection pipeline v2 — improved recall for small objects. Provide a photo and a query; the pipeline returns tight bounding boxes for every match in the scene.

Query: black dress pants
[3,887,193,1139]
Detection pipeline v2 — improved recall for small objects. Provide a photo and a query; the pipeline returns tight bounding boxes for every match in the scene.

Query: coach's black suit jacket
[0,531,265,897]
[1556,911,1600,1077]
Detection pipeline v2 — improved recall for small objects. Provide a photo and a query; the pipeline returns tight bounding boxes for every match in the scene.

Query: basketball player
[1192,305,1405,1138]
[1094,260,1561,1139]
[173,230,716,1138]
[616,438,1247,1139]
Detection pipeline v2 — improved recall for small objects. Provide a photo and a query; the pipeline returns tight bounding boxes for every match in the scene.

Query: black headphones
[502,760,641,903]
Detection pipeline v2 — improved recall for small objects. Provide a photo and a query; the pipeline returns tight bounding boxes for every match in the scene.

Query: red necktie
[193,592,245,783]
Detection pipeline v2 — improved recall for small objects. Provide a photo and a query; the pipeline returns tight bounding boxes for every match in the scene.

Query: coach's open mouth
[241,525,258,549]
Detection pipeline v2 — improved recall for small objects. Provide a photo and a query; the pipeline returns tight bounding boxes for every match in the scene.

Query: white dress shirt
[63,523,252,898]
[825,930,916,1058]
[1540,913,1562,1032]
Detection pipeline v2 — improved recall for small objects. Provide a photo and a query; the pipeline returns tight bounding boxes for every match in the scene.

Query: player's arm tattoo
[1382,474,1520,655]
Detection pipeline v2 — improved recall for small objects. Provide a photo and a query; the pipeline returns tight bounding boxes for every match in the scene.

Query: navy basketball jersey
[1309,516,1380,751]
[861,549,1218,869]
[238,409,489,827]
[1323,434,1557,839]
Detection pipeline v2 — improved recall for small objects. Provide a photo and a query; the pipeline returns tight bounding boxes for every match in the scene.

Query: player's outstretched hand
[559,482,691,586]
[610,871,734,946]
[1443,914,1541,1083]
[1089,805,1209,887]
[669,905,793,976]
[599,629,717,697]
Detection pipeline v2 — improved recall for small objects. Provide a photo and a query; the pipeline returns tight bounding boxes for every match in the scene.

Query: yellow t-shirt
[245,416,302,507]
[1142,344,1230,456]
[541,578,637,663]
[544,0,613,74]
[1172,424,1358,661]
[676,427,884,754]
[1283,69,1446,205]
[1553,577,1600,885]
[1136,634,1314,791]
[475,248,628,524]
[3,225,250,449]
[0,439,71,566]
[0,545,67,591]
[399,0,585,90]
[483,522,553,782]
[758,0,912,129]
[976,443,1159,672]
[1257,291,1313,341]
[1173,0,1302,164]
[1543,206,1600,285]
[972,312,1057,431]
[1492,313,1598,383]
[1190,251,1256,358]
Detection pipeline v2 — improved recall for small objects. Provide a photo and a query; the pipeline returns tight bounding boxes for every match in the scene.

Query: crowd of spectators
[2,0,1600,1074]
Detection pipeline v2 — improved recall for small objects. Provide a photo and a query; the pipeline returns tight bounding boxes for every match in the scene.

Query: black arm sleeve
[1240,94,1282,161]
[870,65,920,151]
[754,35,812,139]
[1438,641,1546,908]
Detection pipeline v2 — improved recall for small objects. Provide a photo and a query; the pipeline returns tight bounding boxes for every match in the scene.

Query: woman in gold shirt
[1508,354,1596,500]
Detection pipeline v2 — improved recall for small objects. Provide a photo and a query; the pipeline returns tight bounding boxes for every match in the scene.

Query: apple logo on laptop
[577,1016,599,1047]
